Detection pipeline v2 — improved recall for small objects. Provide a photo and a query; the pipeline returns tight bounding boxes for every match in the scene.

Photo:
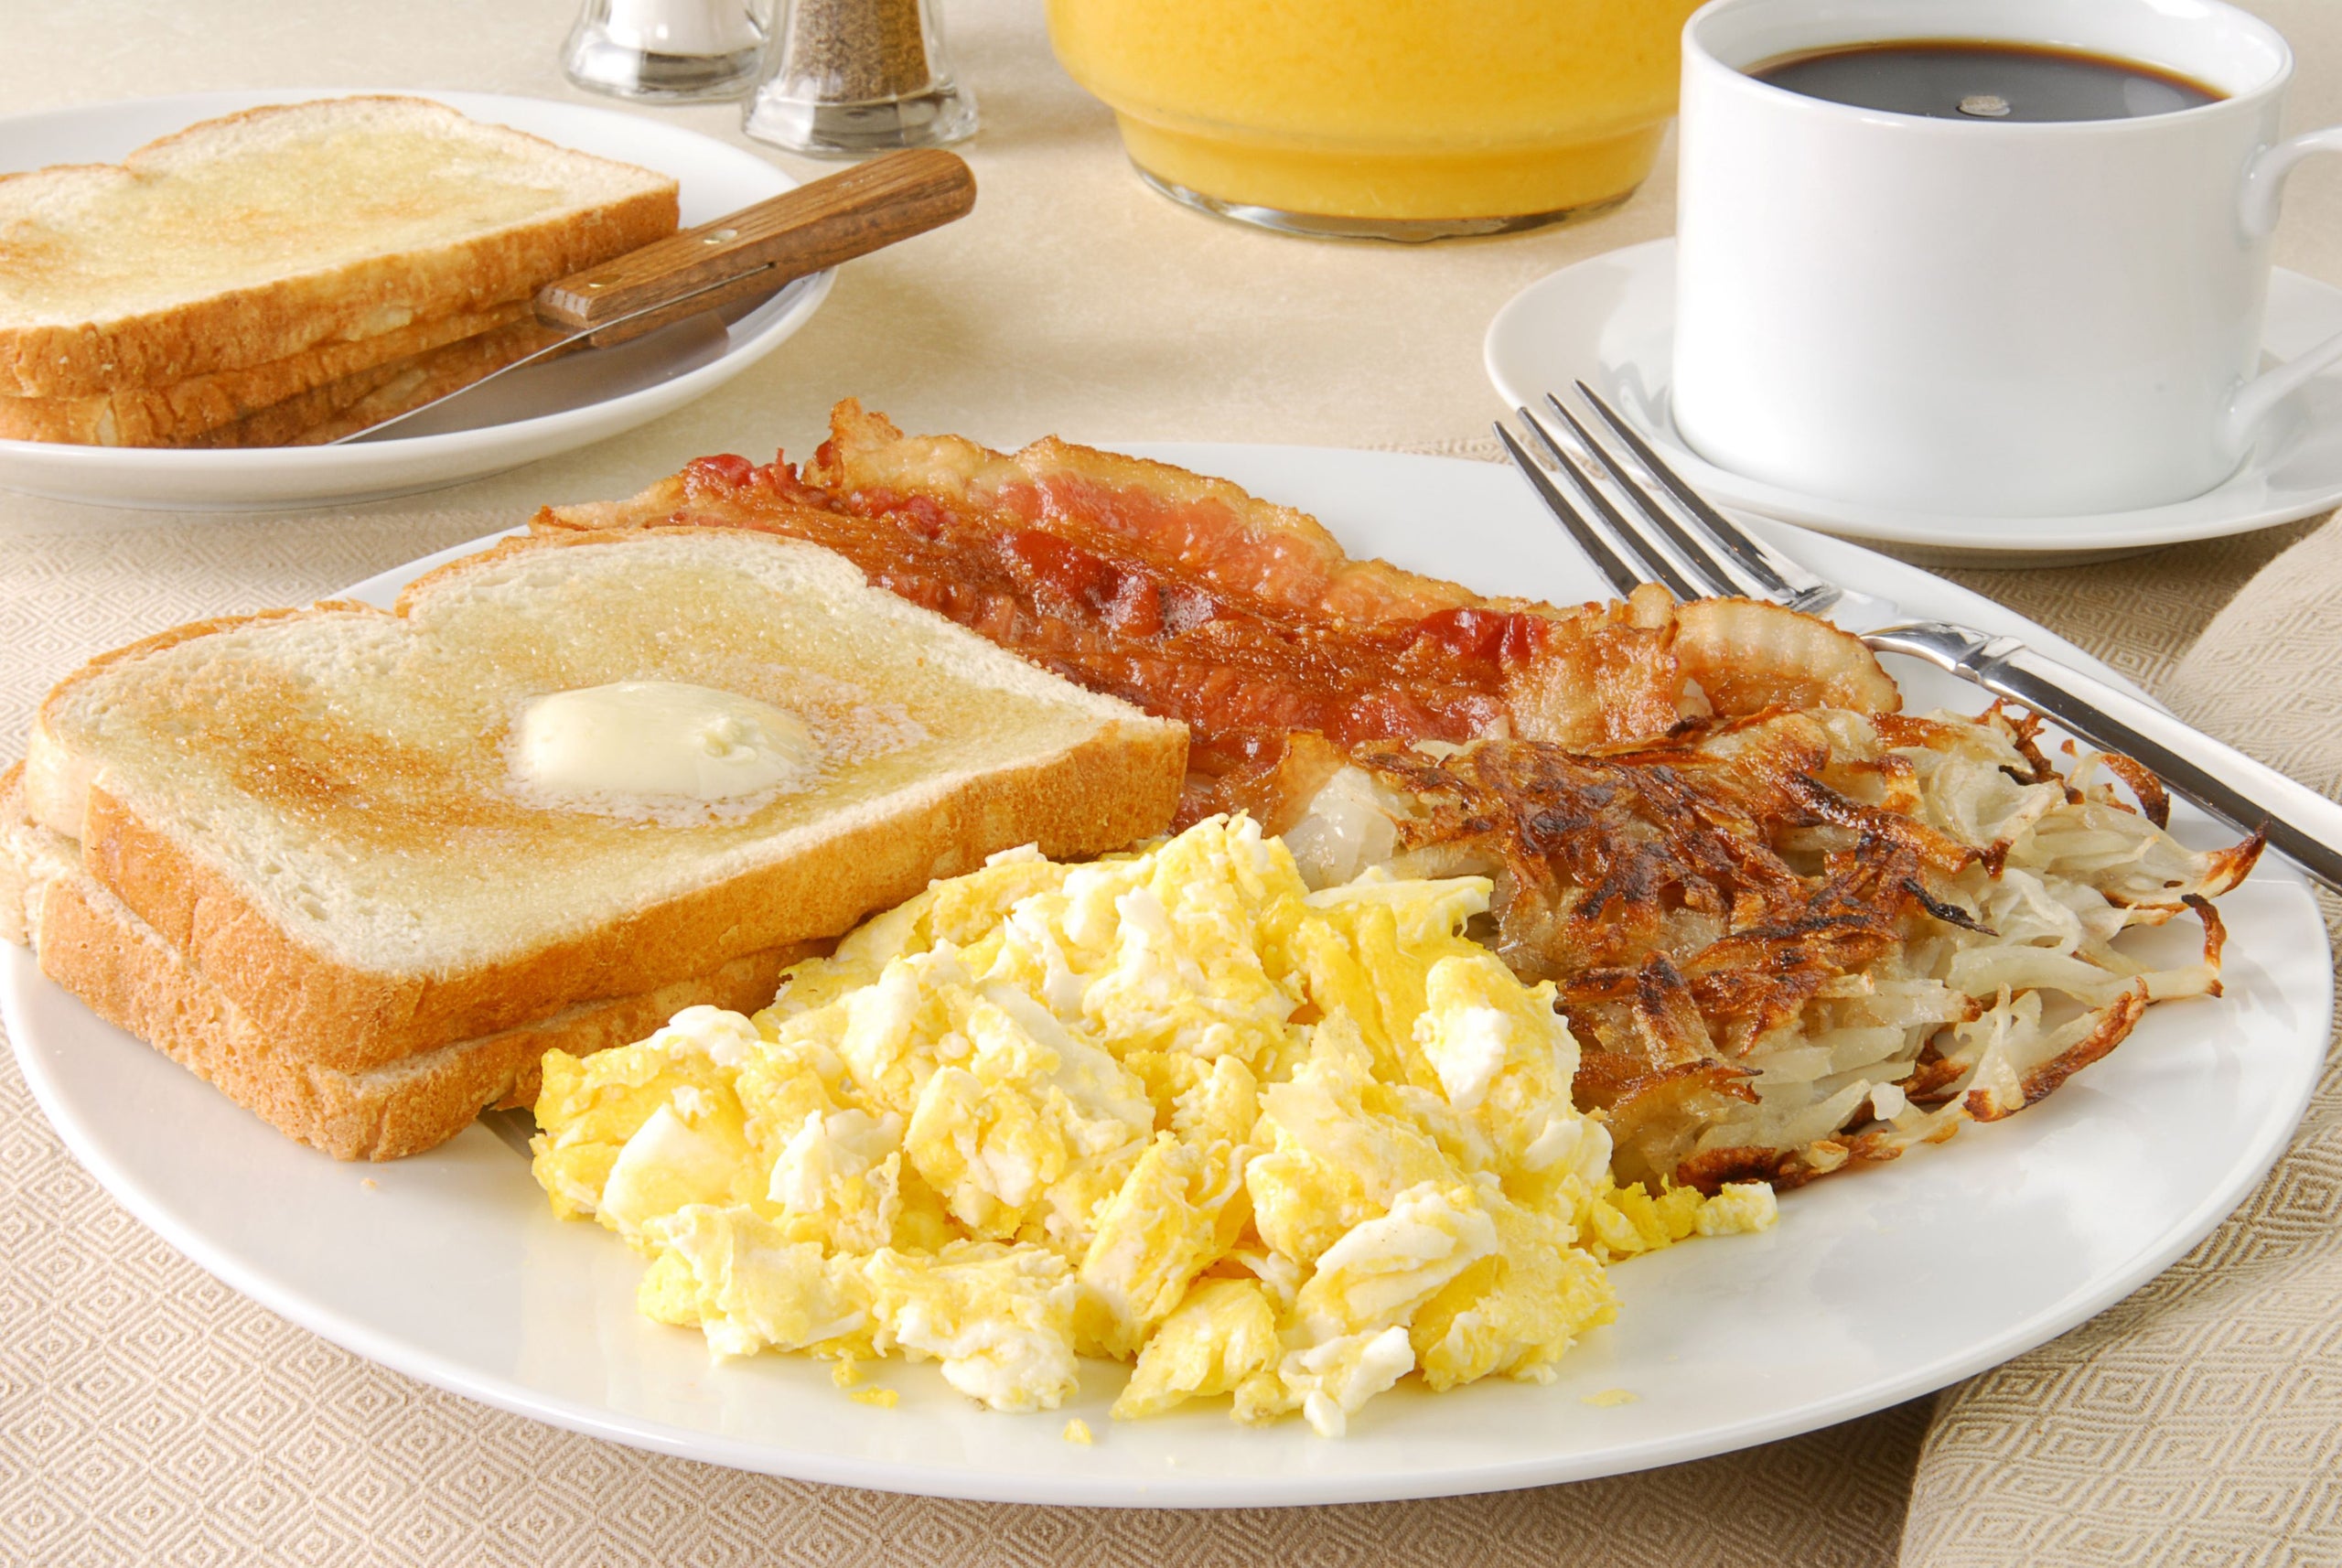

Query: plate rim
[5,444,2326,1506]
[1483,236,2342,553]
[0,88,832,510]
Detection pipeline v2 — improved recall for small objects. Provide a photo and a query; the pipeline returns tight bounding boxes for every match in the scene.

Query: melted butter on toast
[511,681,819,818]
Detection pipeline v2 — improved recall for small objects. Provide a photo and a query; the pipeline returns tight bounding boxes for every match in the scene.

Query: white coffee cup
[1671,0,2342,518]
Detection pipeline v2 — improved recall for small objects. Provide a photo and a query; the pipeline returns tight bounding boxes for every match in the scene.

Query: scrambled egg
[532,816,1775,1435]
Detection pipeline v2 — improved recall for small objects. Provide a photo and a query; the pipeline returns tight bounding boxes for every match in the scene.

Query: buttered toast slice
[0,95,677,396]
[191,315,564,449]
[0,299,530,446]
[0,765,812,1160]
[22,529,1187,1072]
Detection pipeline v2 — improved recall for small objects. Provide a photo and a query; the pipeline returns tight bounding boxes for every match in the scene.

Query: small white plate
[1486,238,2342,560]
[5,446,2326,1505]
[0,91,830,512]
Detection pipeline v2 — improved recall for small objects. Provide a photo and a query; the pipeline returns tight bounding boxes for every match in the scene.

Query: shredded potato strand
[1284,705,2260,1190]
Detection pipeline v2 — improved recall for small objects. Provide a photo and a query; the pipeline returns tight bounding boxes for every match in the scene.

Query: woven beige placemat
[1900,522,2342,1568]
[0,479,2326,1565]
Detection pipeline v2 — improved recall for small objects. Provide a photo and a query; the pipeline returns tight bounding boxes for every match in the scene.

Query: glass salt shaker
[744,0,977,156]
[564,0,768,102]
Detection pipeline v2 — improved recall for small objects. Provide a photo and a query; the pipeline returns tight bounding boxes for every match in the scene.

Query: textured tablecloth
[1901,523,2342,1568]
[3,2,2339,1563]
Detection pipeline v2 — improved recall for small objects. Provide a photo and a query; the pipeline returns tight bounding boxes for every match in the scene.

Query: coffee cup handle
[2230,129,2342,443]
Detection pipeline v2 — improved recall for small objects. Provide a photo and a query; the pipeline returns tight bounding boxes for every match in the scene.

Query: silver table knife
[332,147,976,444]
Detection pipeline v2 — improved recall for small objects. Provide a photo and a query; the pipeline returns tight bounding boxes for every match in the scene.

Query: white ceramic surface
[1488,238,2342,559]
[5,446,2326,1506]
[1674,0,2342,519]
[0,90,830,512]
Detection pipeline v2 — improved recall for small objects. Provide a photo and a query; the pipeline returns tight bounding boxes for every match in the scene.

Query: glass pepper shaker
[744,0,977,156]
[564,0,768,102]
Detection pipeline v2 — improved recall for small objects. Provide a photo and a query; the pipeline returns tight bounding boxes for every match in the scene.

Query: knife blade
[330,147,977,444]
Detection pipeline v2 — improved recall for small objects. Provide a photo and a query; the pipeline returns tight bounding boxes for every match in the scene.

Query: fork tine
[1492,418,1648,599]
[1540,393,1738,601]
[1514,405,1705,602]
[1571,381,1807,605]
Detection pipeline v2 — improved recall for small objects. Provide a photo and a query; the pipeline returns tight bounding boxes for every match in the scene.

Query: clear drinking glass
[743,0,977,156]
[564,0,768,102]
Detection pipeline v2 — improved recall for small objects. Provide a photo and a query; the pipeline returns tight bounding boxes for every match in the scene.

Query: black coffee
[1750,39,2221,123]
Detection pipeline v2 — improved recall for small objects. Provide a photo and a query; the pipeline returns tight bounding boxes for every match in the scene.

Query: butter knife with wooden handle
[331,148,976,443]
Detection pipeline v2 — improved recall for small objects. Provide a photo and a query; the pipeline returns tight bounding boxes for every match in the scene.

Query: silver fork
[1497,384,2342,893]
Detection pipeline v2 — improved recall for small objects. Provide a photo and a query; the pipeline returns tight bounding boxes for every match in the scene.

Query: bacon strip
[535,401,1900,824]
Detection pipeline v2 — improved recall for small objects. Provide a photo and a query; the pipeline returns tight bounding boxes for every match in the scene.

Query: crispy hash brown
[537,401,2265,1192]
[1281,709,2259,1189]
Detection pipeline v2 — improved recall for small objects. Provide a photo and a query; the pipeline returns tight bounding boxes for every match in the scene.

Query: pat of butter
[513,682,814,803]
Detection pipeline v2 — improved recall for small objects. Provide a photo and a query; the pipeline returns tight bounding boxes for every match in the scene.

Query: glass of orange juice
[1046,0,1703,240]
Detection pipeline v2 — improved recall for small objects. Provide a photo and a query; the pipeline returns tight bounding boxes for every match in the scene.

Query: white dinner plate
[0,90,829,512]
[5,446,2326,1506]
[1485,238,2342,562]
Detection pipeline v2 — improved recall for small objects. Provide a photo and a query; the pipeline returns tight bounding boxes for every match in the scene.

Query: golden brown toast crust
[0,189,675,397]
[0,300,532,446]
[30,530,1187,1072]
[4,760,816,1159]
[2,762,824,1165]
[188,317,562,449]
[72,714,1180,1073]
[35,868,806,1160]
[0,96,679,396]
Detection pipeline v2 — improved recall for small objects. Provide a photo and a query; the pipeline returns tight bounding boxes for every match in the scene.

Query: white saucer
[0,91,831,513]
[1485,238,2342,560]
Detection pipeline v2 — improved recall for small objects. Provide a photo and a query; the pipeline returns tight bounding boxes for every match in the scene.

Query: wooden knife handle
[535,148,976,346]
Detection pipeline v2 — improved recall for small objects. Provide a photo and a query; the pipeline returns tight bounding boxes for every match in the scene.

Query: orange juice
[1046,0,1701,237]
